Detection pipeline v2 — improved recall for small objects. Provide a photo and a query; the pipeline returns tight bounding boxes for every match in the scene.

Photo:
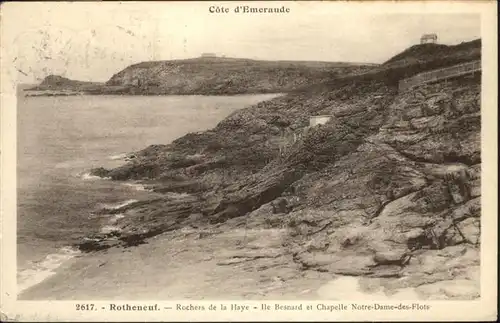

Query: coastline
[16,93,283,298]
[16,40,482,302]
[17,148,160,295]
[23,89,287,97]
[19,220,479,300]
[25,75,482,301]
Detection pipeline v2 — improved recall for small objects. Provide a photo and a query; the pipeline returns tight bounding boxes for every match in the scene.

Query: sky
[2,2,482,83]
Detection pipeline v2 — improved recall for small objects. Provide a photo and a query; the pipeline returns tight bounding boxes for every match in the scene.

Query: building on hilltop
[201,53,217,58]
[420,33,438,44]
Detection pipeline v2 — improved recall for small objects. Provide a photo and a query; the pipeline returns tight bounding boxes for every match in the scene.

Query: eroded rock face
[274,78,481,293]
[77,61,481,299]
[377,79,480,165]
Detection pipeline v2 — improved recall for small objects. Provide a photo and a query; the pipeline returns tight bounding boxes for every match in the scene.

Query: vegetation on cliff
[103,57,375,95]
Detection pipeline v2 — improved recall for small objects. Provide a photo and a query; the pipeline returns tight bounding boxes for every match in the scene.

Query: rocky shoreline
[75,81,480,299]
[25,91,84,97]
[56,39,482,299]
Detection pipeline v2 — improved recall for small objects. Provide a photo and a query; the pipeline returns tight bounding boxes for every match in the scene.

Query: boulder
[373,250,409,266]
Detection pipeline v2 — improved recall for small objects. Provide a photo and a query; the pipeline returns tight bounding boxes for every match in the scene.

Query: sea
[16,89,279,293]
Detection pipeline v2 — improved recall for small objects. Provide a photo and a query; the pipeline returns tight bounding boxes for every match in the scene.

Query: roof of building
[421,33,438,39]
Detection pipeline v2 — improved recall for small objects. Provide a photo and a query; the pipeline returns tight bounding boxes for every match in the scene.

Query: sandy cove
[19,215,478,301]
[18,225,325,300]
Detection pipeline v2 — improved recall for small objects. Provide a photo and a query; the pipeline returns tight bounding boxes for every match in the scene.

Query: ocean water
[17,92,279,293]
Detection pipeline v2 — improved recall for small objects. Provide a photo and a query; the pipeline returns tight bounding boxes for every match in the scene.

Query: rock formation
[104,57,374,95]
[83,39,482,299]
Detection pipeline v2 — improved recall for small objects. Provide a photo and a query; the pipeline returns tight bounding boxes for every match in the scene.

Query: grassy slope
[294,39,481,94]
[101,57,376,95]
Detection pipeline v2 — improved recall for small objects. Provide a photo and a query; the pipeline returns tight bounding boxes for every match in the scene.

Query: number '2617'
[76,304,95,311]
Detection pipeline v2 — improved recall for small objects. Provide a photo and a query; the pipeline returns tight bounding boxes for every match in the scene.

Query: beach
[19,206,477,301]
[19,218,428,301]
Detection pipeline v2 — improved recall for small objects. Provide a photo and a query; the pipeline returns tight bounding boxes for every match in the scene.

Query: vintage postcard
[0,1,497,321]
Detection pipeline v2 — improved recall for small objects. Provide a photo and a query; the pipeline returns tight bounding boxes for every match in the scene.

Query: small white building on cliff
[309,115,333,127]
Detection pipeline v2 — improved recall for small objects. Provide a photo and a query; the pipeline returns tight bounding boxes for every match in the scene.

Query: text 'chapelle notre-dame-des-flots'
[209,5,290,14]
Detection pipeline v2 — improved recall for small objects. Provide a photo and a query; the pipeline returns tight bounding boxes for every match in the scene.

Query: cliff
[103,57,375,95]
[26,59,374,96]
[82,39,481,299]
[295,39,481,94]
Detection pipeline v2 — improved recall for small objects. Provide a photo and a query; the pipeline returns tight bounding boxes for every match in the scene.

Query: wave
[17,246,81,294]
[108,153,128,160]
[165,192,191,199]
[80,172,111,180]
[121,182,152,192]
[100,225,122,234]
[101,199,138,210]
[108,214,125,224]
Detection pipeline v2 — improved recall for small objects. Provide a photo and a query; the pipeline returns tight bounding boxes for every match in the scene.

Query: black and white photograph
[0,1,497,321]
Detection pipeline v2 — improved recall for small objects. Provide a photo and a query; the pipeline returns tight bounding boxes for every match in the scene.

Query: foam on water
[80,172,110,180]
[82,237,101,242]
[108,153,128,160]
[101,199,138,210]
[18,93,280,298]
[17,246,81,294]
[122,182,151,192]
[100,225,122,234]
[165,192,191,199]
[108,214,125,224]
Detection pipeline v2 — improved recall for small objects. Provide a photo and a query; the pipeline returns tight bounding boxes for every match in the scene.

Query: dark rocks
[271,198,289,214]
[210,168,303,223]
[76,238,120,252]
[153,181,206,194]
[89,167,111,178]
